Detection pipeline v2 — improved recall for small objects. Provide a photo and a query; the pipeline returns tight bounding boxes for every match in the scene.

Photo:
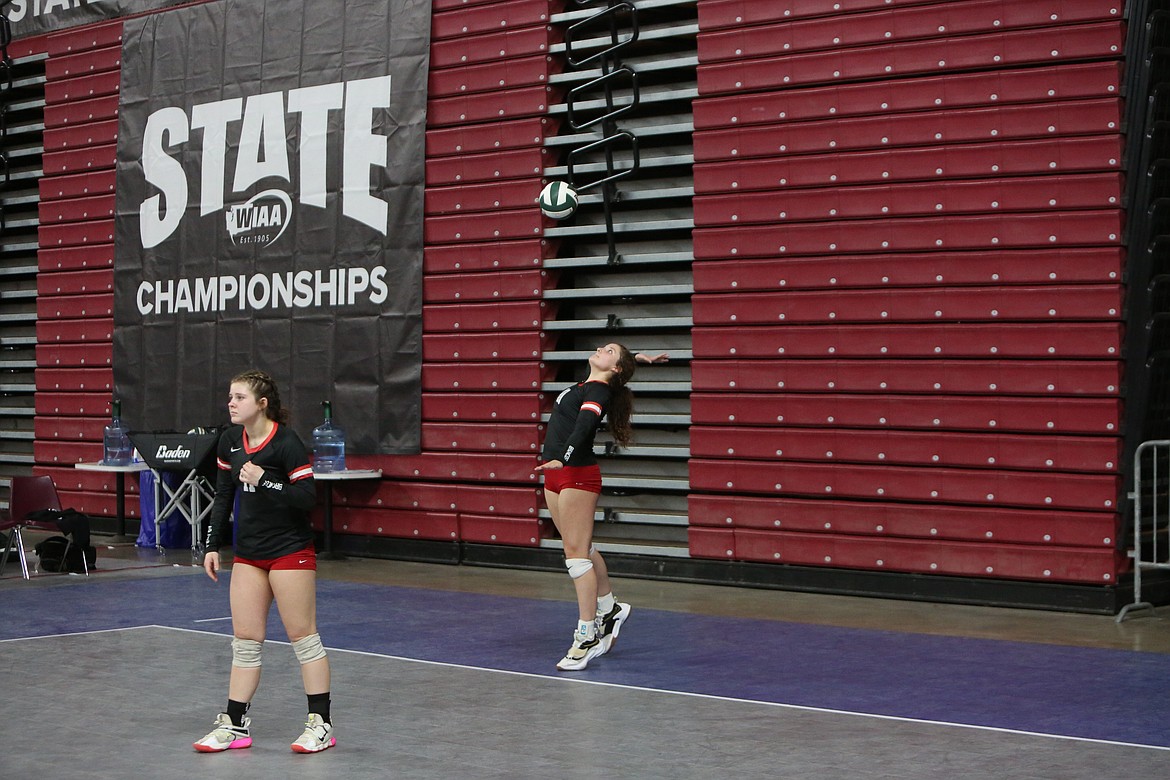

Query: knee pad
[292,633,327,665]
[566,557,593,580]
[231,638,263,668]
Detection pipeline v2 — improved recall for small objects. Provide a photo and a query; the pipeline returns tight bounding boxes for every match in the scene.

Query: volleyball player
[194,370,335,754]
[535,344,668,670]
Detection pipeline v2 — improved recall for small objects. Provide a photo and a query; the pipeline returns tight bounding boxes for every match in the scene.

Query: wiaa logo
[226,189,293,247]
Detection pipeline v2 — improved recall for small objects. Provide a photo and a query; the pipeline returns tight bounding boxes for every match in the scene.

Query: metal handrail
[566,67,640,130]
[564,2,639,69]
[560,2,644,266]
[566,130,640,192]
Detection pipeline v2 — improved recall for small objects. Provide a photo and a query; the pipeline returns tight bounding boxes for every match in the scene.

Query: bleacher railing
[1118,440,1170,621]
[563,0,642,266]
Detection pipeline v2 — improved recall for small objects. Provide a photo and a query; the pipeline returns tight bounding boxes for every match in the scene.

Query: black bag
[34,535,96,573]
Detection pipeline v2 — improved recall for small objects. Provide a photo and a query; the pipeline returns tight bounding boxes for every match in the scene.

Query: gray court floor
[3,624,1166,779]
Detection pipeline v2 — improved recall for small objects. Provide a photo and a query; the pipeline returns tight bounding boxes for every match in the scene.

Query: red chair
[0,475,83,579]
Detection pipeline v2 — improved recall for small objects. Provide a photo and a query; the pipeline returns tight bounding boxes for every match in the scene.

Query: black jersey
[541,380,611,466]
[205,422,316,559]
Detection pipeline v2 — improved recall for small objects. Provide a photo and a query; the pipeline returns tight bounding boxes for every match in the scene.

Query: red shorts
[233,544,317,572]
[543,464,602,495]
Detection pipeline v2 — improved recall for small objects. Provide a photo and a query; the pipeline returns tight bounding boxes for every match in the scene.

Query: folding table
[129,431,220,556]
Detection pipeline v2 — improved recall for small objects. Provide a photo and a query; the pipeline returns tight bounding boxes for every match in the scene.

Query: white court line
[11,622,1160,757]
[192,616,233,623]
[0,625,150,643]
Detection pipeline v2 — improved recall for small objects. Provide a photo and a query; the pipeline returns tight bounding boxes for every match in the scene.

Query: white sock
[576,619,596,641]
[597,592,616,615]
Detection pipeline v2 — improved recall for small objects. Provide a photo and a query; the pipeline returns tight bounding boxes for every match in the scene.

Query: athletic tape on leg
[231,638,263,668]
[292,633,327,665]
[566,557,593,579]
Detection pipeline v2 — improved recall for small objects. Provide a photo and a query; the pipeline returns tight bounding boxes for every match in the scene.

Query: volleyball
[538,180,579,219]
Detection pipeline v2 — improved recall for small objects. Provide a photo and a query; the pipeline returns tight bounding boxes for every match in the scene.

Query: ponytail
[606,345,637,446]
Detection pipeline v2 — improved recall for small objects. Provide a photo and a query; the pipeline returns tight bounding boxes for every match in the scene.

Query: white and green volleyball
[537,180,579,219]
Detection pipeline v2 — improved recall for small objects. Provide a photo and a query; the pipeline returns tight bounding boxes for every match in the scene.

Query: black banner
[5,0,191,40]
[113,0,429,454]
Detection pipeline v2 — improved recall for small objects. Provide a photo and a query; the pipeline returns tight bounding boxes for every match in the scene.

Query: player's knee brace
[292,633,327,665]
[566,557,593,579]
[231,638,263,668]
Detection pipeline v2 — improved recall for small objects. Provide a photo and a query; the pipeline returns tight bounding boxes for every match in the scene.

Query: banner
[113,0,429,454]
[5,0,191,40]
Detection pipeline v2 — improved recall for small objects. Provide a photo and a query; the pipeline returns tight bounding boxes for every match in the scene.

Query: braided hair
[231,369,290,424]
[606,344,637,446]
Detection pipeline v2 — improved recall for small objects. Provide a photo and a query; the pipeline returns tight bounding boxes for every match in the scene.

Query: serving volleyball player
[536,344,668,670]
[194,370,336,754]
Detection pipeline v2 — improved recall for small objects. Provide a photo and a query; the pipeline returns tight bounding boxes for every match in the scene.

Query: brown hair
[606,344,637,446]
[231,369,289,424]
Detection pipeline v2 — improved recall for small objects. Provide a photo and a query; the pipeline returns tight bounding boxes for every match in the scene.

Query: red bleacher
[421,423,543,453]
[689,458,1117,512]
[423,362,550,392]
[36,294,113,320]
[692,286,1121,325]
[694,137,1124,194]
[698,23,1123,93]
[698,0,1121,61]
[427,117,553,157]
[690,359,1121,396]
[426,179,544,215]
[423,270,546,302]
[423,300,548,331]
[693,62,1121,130]
[691,1,1126,583]
[430,0,555,38]
[697,0,1120,32]
[690,427,1119,473]
[428,54,557,96]
[693,211,1123,257]
[26,16,114,491]
[39,194,116,225]
[430,25,559,70]
[688,493,1117,546]
[689,393,1120,435]
[693,248,1123,291]
[424,239,546,273]
[42,119,121,153]
[694,173,1122,226]
[694,100,1122,162]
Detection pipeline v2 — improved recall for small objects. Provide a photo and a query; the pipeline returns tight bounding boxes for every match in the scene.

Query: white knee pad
[566,557,593,579]
[292,633,327,665]
[231,638,263,668]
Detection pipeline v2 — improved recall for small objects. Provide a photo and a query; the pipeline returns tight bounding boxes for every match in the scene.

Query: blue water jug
[102,400,133,466]
[312,401,346,473]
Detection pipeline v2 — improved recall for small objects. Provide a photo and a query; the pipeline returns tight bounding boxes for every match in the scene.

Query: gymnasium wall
[20,0,1130,595]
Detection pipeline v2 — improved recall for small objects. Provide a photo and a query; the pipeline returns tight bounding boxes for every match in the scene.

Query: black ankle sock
[307,692,331,724]
[226,699,249,727]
